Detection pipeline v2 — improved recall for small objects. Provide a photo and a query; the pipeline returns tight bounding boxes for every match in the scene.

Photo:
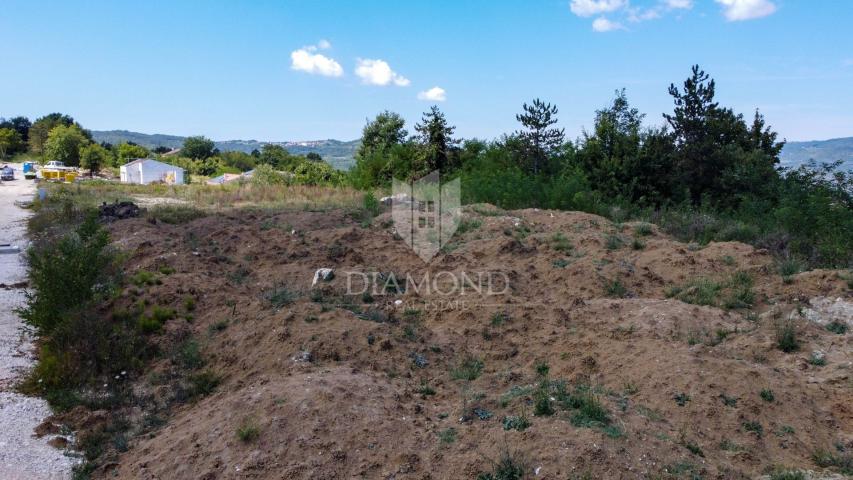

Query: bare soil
[67,205,851,479]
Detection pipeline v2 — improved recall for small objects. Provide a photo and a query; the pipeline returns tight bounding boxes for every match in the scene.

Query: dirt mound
[77,205,850,479]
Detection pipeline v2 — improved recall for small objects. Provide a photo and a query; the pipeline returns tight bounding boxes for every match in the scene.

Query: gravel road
[0,164,76,479]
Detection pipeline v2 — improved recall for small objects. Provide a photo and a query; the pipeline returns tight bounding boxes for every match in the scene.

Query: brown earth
[70,205,851,479]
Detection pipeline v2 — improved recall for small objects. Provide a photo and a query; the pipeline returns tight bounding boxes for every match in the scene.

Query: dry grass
[46,180,364,212]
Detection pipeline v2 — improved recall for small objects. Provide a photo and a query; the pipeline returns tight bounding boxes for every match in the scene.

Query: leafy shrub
[776,321,799,353]
[130,270,158,286]
[19,215,114,334]
[186,371,221,399]
[826,321,848,334]
[604,278,628,298]
[437,428,457,444]
[812,449,853,475]
[569,391,610,427]
[550,232,573,252]
[450,356,484,381]
[634,223,653,236]
[146,205,206,224]
[666,278,721,306]
[760,389,775,402]
[476,449,526,480]
[502,415,531,432]
[236,418,260,442]
[263,284,298,308]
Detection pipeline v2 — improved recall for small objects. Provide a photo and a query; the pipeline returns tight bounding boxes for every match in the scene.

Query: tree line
[0,114,343,185]
[351,65,852,268]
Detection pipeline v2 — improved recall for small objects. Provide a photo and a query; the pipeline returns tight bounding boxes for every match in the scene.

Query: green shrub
[146,205,206,224]
[666,278,721,306]
[236,418,260,443]
[777,258,802,277]
[136,306,175,334]
[450,356,484,381]
[502,414,531,431]
[634,223,653,236]
[768,469,805,480]
[477,449,526,480]
[263,284,298,308]
[130,270,158,286]
[604,278,628,298]
[551,232,573,252]
[760,389,775,402]
[457,218,483,235]
[437,428,457,444]
[605,234,623,250]
[776,321,799,353]
[812,449,853,475]
[826,321,848,334]
[569,391,610,427]
[187,371,221,399]
[19,215,114,334]
[742,420,763,437]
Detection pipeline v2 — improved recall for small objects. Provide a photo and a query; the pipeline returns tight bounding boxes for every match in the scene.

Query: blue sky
[1,0,851,142]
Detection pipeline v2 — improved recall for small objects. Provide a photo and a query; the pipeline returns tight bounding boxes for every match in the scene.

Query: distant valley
[780,137,853,172]
[92,130,853,173]
[91,130,359,170]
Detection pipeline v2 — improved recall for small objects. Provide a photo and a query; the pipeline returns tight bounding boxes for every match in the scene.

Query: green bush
[19,215,114,334]
[450,356,484,381]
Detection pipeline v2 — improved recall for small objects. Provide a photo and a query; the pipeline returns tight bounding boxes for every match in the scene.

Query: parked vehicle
[40,160,78,183]
[1,165,14,181]
[23,162,36,179]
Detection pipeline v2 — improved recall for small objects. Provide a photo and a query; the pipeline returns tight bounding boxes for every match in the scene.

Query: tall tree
[356,111,408,160]
[79,143,109,176]
[43,124,89,166]
[664,65,784,205]
[181,136,215,160]
[116,142,150,166]
[29,113,75,154]
[514,99,565,175]
[0,116,31,148]
[414,105,458,172]
[0,128,22,158]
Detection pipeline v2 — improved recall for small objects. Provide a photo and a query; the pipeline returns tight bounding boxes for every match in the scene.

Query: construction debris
[99,201,141,222]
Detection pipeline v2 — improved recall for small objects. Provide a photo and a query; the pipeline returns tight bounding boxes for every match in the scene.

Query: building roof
[120,158,185,171]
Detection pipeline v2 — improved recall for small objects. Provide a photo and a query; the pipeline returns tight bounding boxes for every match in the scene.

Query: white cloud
[665,0,693,9]
[592,16,624,32]
[570,0,626,17]
[417,86,447,102]
[354,58,410,86]
[291,47,343,77]
[290,41,342,77]
[715,0,777,21]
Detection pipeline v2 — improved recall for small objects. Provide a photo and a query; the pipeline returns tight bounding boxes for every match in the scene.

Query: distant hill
[91,130,853,174]
[780,137,853,172]
[91,130,359,170]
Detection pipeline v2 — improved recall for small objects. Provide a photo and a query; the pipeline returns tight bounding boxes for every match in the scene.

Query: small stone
[312,268,335,286]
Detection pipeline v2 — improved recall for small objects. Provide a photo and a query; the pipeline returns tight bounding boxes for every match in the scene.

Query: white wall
[121,161,184,185]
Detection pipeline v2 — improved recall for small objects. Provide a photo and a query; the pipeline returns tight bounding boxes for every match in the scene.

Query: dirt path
[0,164,75,479]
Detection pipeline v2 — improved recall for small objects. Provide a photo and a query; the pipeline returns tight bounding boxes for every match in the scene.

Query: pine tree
[414,105,458,172]
[514,99,565,175]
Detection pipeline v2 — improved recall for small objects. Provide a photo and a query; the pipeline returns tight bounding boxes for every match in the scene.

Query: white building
[120,159,185,185]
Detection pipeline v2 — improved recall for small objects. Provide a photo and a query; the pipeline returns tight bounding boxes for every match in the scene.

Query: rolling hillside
[780,136,853,171]
[91,130,359,170]
[92,130,853,173]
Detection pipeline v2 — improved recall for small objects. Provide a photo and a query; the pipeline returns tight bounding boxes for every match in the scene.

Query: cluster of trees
[351,65,852,267]
[0,113,149,174]
[0,115,342,185]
